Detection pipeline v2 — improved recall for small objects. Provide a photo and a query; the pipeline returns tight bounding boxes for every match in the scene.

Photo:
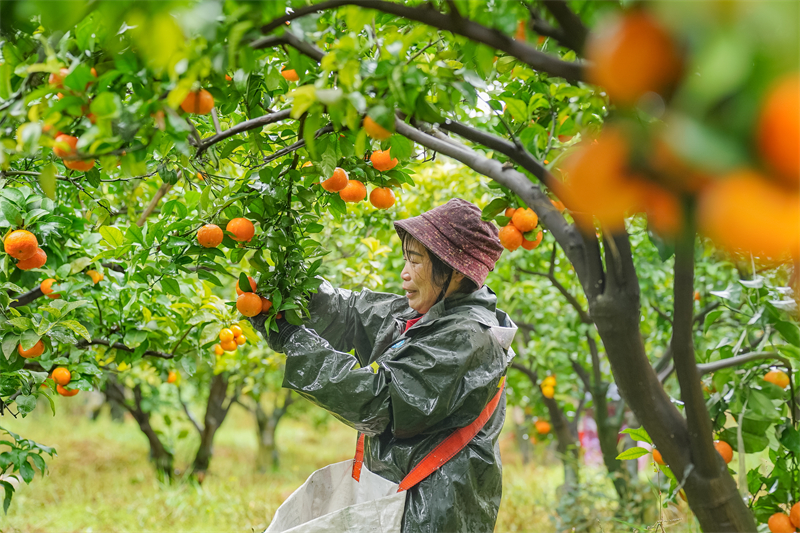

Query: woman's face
[401,240,464,314]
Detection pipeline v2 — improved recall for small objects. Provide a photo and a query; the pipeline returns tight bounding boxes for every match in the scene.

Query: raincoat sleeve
[302,278,405,363]
[277,317,504,438]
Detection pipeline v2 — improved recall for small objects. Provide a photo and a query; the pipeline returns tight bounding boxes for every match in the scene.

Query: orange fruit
[521,230,543,250]
[505,207,517,218]
[369,187,395,209]
[714,440,733,464]
[17,248,47,270]
[550,199,566,212]
[511,208,538,232]
[697,170,800,262]
[225,74,232,82]
[281,68,299,82]
[321,167,348,192]
[221,339,237,352]
[370,150,398,172]
[693,290,701,302]
[556,127,641,232]
[53,134,78,158]
[586,10,682,106]
[363,116,392,140]
[636,181,683,237]
[757,74,799,188]
[235,335,246,346]
[261,297,273,313]
[18,340,45,358]
[40,278,61,299]
[167,371,178,384]
[226,218,255,242]
[64,159,95,171]
[219,328,235,343]
[237,292,262,317]
[764,370,790,389]
[86,270,104,284]
[48,68,69,88]
[542,376,556,387]
[180,89,214,115]
[52,367,71,386]
[197,172,205,181]
[235,276,257,296]
[515,19,526,41]
[534,420,551,434]
[230,325,243,338]
[57,384,79,397]
[768,513,796,533]
[214,344,224,356]
[652,449,665,465]
[541,385,555,398]
[4,230,39,260]
[339,180,367,203]
[790,502,800,528]
[197,224,223,248]
[499,224,523,251]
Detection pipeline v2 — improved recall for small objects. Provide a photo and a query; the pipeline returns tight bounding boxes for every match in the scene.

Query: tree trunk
[191,373,233,481]
[105,378,173,480]
[254,390,293,472]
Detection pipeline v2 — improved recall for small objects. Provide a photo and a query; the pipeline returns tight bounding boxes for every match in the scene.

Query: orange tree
[1,1,800,530]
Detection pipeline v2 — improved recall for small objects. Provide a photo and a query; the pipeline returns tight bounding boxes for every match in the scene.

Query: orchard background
[0,0,799,531]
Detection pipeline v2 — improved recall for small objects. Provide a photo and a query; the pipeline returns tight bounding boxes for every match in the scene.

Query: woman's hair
[401,233,479,296]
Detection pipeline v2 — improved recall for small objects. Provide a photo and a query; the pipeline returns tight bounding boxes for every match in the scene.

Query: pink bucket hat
[394,198,503,287]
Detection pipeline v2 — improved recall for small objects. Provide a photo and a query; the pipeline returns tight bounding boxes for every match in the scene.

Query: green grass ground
[0,395,687,532]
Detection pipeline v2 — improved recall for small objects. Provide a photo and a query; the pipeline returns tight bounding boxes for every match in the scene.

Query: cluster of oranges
[234,276,275,318]
[769,504,800,533]
[319,166,396,210]
[41,367,77,397]
[214,324,247,355]
[540,375,556,399]
[196,217,254,249]
[498,207,542,252]
[560,9,799,263]
[3,229,47,270]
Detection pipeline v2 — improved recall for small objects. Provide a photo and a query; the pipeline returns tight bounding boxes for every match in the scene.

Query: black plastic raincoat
[251,280,517,533]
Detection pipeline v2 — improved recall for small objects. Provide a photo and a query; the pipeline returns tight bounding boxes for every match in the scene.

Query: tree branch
[137,182,172,227]
[697,352,789,375]
[196,109,293,157]
[261,0,584,81]
[517,266,591,324]
[179,388,204,435]
[9,287,43,308]
[540,0,589,52]
[262,124,336,165]
[251,33,325,62]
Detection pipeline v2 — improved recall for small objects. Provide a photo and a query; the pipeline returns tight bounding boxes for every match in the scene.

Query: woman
[252,198,517,532]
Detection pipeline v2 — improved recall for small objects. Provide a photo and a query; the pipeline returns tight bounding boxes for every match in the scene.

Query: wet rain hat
[394,198,504,287]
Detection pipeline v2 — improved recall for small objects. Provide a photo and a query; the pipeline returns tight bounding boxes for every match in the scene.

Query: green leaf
[481,198,508,221]
[620,427,652,445]
[161,278,181,297]
[779,425,800,454]
[59,320,91,342]
[1,333,20,359]
[0,200,23,227]
[1,480,13,513]
[237,273,253,293]
[703,309,724,335]
[774,321,800,347]
[99,226,124,248]
[504,98,527,121]
[38,164,57,200]
[285,308,303,326]
[615,447,650,461]
[90,92,121,119]
[388,136,413,161]
[289,85,316,119]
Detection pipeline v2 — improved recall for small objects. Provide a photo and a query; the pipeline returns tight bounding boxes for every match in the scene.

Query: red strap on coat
[352,377,506,492]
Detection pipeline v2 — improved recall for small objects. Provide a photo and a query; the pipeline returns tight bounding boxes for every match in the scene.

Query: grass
[0,395,691,532]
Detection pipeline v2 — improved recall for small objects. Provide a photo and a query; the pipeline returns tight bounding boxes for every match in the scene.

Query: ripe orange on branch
[339,180,367,203]
[18,340,45,359]
[86,270,104,284]
[370,150,398,172]
[53,134,78,158]
[764,370,790,389]
[57,384,79,397]
[235,276,257,295]
[52,367,71,386]
[586,10,682,106]
[511,208,538,232]
[197,224,223,248]
[17,248,47,270]
[652,449,665,465]
[505,207,517,218]
[499,224,523,251]
[714,440,733,464]
[226,218,255,242]
[790,502,800,528]
[261,297,273,313]
[41,278,61,299]
[219,328,235,343]
[230,325,243,337]
[768,513,795,533]
[534,420,551,434]
[321,167,348,192]
[237,292,262,317]
[281,68,299,82]
[521,230,543,250]
[48,67,70,88]
[363,116,392,140]
[167,371,178,384]
[369,187,395,209]
[4,230,38,260]
[180,89,214,115]
[757,73,800,188]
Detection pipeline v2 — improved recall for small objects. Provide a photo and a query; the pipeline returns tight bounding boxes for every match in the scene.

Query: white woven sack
[265,459,406,533]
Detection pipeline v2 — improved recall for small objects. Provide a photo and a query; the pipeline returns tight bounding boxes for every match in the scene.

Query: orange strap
[352,377,506,492]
